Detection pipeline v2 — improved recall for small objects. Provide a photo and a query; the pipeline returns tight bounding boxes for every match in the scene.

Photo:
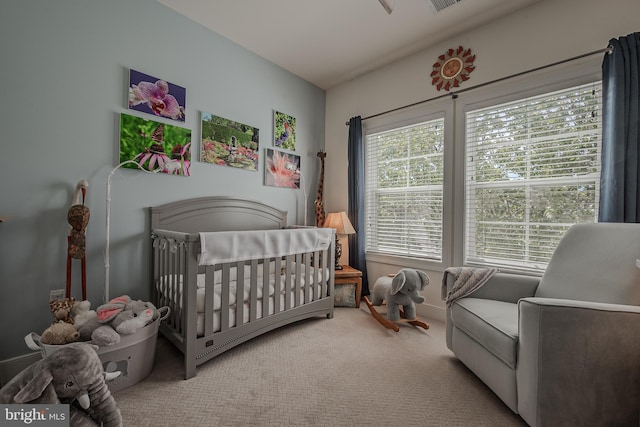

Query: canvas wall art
[200,112,259,171]
[264,148,300,189]
[119,113,191,176]
[274,110,296,151]
[128,69,186,122]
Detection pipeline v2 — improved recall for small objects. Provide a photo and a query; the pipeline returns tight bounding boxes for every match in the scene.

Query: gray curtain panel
[347,116,370,297]
[599,32,640,222]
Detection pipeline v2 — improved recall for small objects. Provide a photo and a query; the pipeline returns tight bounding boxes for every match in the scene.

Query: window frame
[452,58,603,273]
[363,100,454,271]
[361,56,602,275]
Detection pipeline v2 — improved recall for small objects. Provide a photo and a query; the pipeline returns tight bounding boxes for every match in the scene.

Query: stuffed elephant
[371,268,430,321]
[0,342,122,427]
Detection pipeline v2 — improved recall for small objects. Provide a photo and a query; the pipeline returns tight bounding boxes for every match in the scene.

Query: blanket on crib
[198,228,333,266]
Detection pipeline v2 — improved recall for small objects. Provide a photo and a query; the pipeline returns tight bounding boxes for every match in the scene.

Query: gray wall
[0,0,325,361]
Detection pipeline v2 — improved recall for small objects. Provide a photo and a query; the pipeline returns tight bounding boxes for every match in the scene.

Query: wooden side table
[334,265,363,308]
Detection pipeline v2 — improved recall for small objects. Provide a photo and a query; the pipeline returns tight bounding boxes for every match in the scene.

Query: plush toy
[0,342,122,427]
[71,299,97,329]
[371,268,430,321]
[77,295,157,346]
[49,297,77,324]
[41,321,80,345]
[98,295,157,335]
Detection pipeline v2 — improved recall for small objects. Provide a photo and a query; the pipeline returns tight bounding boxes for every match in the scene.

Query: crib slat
[284,255,293,310]
[249,260,258,322]
[204,265,215,337]
[262,259,270,317]
[235,261,244,327]
[220,264,230,331]
[312,249,320,301]
[274,257,281,313]
[303,252,311,303]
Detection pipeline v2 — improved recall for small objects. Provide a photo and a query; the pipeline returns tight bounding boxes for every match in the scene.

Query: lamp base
[335,239,342,270]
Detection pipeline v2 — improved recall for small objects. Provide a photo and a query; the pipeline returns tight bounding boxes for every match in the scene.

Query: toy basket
[25,306,169,393]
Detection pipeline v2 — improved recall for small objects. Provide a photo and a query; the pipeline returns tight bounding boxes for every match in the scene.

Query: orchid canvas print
[274,111,296,151]
[200,112,259,171]
[119,113,191,176]
[128,69,186,122]
[265,148,300,189]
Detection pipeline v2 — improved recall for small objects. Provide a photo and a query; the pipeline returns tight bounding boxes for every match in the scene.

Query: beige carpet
[113,306,526,426]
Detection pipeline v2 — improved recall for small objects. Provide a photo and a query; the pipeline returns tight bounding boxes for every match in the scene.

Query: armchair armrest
[445,271,539,304]
[516,297,640,426]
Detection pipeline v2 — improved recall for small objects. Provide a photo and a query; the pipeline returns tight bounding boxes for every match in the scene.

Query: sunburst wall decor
[431,46,476,91]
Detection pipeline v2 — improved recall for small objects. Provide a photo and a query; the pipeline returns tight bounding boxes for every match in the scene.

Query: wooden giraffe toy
[314,151,326,227]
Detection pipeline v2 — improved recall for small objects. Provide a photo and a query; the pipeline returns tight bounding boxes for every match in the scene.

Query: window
[365,118,445,260]
[465,82,602,272]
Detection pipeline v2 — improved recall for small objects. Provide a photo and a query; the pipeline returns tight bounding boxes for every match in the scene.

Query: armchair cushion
[450,298,518,368]
[535,223,640,305]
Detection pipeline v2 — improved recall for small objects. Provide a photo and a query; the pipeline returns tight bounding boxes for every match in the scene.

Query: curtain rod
[345,46,612,126]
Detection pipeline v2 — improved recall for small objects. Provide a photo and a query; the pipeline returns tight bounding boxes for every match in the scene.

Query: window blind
[465,82,602,272]
[365,118,445,260]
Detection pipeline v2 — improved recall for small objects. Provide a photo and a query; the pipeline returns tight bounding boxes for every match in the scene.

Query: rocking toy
[66,180,89,300]
[365,269,430,332]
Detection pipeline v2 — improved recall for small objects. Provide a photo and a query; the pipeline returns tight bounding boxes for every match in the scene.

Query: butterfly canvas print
[273,110,296,151]
[119,113,192,176]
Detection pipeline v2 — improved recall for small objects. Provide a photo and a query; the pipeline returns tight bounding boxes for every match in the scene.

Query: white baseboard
[0,351,42,387]
[417,302,446,323]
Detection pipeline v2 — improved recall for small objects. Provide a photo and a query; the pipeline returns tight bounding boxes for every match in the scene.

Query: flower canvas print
[128,69,186,122]
[200,112,259,171]
[119,113,191,176]
[265,148,300,189]
[274,111,296,151]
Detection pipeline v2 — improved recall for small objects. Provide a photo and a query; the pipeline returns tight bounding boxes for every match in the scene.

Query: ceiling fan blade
[378,0,394,14]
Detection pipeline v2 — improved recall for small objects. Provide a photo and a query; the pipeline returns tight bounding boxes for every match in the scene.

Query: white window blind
[465,82,602,272]
[365,118,444,260]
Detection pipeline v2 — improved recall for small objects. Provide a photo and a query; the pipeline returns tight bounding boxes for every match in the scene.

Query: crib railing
[151,229,335,354]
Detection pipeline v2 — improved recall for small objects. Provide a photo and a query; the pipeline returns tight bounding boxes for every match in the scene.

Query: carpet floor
[113,306,527,426]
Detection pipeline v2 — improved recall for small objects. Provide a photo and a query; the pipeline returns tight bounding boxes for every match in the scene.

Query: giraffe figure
[314,151,326,227]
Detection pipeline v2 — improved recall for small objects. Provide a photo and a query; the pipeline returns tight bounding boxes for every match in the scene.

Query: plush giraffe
[314,151,326,227]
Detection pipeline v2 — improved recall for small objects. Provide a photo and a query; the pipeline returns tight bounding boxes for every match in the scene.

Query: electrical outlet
[49,289,65,302]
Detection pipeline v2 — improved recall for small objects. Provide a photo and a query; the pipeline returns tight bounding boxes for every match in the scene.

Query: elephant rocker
[365,268,430,332]
[0,342,122,427]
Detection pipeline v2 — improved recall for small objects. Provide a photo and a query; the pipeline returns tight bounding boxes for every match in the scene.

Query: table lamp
[323,211,356,270]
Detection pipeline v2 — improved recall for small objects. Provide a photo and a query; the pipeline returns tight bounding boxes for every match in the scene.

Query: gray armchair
[444,223,640,426]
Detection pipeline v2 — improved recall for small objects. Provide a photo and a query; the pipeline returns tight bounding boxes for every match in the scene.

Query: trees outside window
[465,82,602,272]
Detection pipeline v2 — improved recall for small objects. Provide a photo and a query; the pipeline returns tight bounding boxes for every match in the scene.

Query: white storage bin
[25,307,169,393]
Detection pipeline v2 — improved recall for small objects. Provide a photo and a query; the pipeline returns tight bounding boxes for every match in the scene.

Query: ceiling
[156,0,541,90]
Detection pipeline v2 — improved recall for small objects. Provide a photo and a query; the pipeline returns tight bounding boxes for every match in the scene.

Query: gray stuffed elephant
[0,342,122,427]
[371,268,430,321]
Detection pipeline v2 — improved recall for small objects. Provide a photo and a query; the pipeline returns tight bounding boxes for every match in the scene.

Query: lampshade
[324,211,356,235]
